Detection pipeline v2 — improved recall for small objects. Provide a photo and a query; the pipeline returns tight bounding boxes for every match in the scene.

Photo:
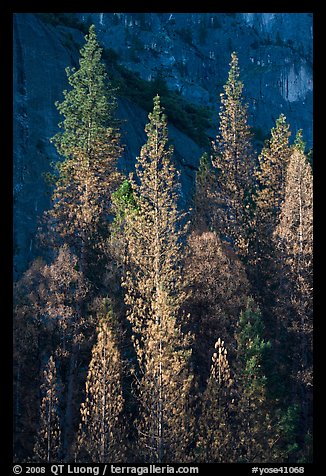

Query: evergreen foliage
[76,305,126,462]
[212,52,256,259]
[122,96,193,462]
[51,24,119,159]
[234,299,273,462]
[13,31,313,463]
[45,25,123,276]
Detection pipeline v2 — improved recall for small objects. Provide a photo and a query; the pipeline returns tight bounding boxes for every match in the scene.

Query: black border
[4,1,321,472]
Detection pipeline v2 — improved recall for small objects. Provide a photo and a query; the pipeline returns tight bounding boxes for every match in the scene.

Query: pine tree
[122,96,193,462]
[39,26,125,452]
[40,245,90,460]
[275,146,313,296]
[76,304,125,462]
[252,113,292,294]
[293,129,306,154]
[18,26,123,461]
[255,113,292,232]
[46,24,123,277]
[273,404,302,462]
[34,356,62,463]
[196,339,236,462]
[51,24,119,158]
[211,51,255,258]
[273,144,313,459]
[14,259,47,460]
[248,114,293,404]
[132,291,194,463]
[234,298,273,462]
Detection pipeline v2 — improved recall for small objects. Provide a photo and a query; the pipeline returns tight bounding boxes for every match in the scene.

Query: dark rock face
[84,12,312,141]
[13,12,313,278]
[13,14,84,277]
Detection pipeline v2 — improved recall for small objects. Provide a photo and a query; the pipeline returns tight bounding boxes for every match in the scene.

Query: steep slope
[13,14,84,276]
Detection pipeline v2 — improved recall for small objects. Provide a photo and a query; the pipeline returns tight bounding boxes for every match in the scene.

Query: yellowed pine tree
[196,338,236,462]
[274,148,313,339]
[33,356,62,463]
[133,289,193,463]
[211,51,256,258]
[40,244,90,460]
[14,259,47,460]
[122,96,193,463]
[255,114,292,221]
[248,115,293,401]
[273,145,313,455]
[252,113,292,293]
[76,305,126,462]
[48,141,122,260]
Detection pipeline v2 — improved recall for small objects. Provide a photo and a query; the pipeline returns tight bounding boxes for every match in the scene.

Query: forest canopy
[13,25,313,464]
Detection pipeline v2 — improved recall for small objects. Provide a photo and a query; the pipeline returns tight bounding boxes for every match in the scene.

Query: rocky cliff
[13,12,313,278]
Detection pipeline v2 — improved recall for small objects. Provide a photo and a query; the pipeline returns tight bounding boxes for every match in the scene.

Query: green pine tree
[51,24,119,158]
[212,51,256,259]
[293,129,306,154]
[235,298,273,462]
[46,24,122,278]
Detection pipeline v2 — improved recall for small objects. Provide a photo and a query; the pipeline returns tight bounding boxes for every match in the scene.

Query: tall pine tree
[252,113,292,296]
[273,143,313,460]
[211,51,255,259]
[46,24,122,278]
[122,96,193,463]
[246,114,293,408]
[38,26,124,458]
